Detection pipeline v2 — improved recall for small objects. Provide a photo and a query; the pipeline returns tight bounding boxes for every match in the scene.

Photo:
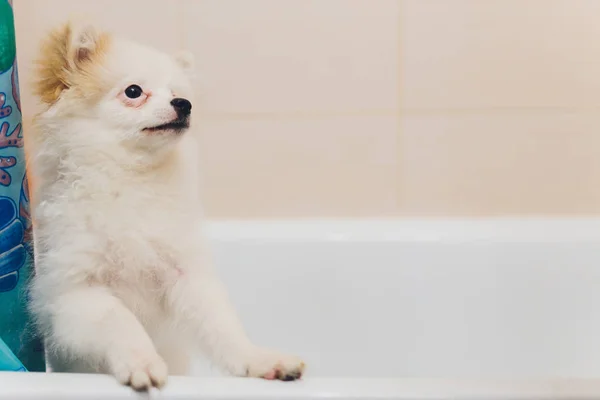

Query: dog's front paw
[109,350,168,390]
[242,348,305,381]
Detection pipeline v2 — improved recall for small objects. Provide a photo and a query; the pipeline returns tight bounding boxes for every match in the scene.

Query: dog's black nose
[171,98,192,115]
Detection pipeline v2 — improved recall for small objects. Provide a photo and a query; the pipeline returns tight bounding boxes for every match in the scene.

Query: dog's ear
[34,20,110,105]
[67,23,103,68]
[173,50,195,76]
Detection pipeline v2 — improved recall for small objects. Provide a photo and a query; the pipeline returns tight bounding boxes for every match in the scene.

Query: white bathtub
[5,218,600,399]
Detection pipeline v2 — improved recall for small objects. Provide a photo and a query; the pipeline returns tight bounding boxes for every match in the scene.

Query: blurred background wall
[13,0,600,218]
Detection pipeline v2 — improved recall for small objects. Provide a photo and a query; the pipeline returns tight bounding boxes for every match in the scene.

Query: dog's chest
[91,186,196,274]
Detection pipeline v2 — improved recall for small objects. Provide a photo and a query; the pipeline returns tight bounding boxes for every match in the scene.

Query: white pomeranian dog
[28,21,305,390]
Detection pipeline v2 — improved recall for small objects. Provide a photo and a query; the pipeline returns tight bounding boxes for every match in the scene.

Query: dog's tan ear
[67,23,102,68]
[34,21,110,105]
[173,50,195,75]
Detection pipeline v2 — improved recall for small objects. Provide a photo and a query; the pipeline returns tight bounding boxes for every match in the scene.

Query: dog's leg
[168,270,305,381]
[44,286,168,390]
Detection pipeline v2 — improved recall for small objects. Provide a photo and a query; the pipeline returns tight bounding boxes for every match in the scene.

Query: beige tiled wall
[13,0,600,217]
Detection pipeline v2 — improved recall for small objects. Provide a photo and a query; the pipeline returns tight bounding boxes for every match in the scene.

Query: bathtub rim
[4,372,600,400]
[205,217,600,243]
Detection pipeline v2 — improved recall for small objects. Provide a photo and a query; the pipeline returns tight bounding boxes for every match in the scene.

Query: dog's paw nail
[245,349,305,382]
[281,370,302,381]
[112,351,168,390]
[130,370,152,391]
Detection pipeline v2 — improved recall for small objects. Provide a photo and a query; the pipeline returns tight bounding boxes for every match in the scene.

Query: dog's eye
[125,85,143,99]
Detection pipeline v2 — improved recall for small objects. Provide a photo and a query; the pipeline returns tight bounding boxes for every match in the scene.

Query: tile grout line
[196,105,600,122]
[198,109,398,121]
[396,106,600,115]
[396,0,404,215]
[176,0,187,50]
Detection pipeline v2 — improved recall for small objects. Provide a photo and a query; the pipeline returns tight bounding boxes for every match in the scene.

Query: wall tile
[401,111,600,215]
[182,0,399,115]
[199,115,398,218]
[401,0,600,109]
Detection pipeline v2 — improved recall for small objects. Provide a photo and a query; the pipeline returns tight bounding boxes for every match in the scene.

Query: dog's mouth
[143,118,189,134]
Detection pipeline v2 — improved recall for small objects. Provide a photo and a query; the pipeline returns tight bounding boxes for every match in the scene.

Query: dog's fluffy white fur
[28,21,304,389]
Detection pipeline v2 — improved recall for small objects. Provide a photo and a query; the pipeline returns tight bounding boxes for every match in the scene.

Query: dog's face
[98,39,194,143]
[34,22,194,152]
